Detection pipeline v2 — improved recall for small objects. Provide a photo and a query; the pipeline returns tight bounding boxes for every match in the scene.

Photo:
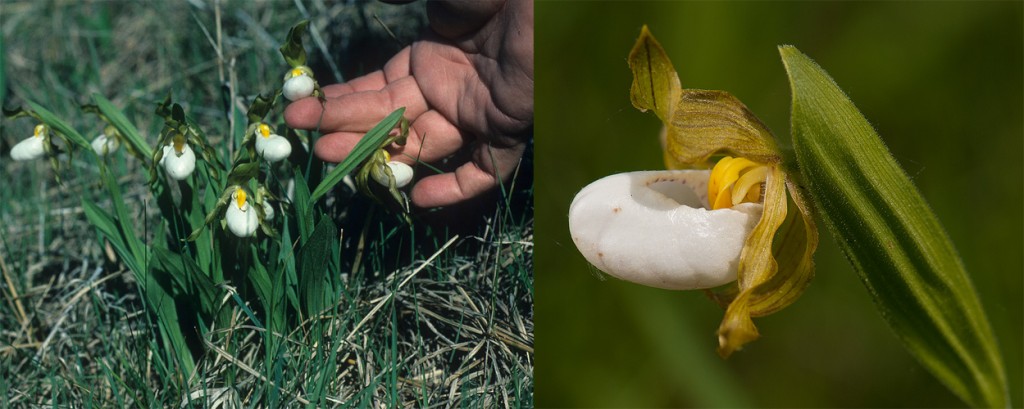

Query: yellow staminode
[172,134,186,155]
[708,156,768,210]
[235,188,247,209]
[33,124,46,137]
[291,68,303,77]
[382,150,391,162]
[258,123,272,138]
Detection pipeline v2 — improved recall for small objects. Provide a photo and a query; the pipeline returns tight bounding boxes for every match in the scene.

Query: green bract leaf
[780,45,1008,408]
[309,107,406,203]
[279,20,309,68]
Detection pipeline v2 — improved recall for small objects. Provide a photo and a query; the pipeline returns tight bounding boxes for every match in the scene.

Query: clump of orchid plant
[569,26,818,357]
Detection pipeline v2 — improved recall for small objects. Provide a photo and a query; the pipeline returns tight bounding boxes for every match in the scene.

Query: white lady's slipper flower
[159,135,196,180]
[370,151,414,188]
[604,26,819,357]
[254,123,291,162]
[569,169,763,290]
[91,133,120,157]
[10,124,48,161]
[225,188,258,237]
[282,67,315,101]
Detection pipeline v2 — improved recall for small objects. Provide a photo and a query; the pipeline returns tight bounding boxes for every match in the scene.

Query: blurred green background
[534,2,1022,407]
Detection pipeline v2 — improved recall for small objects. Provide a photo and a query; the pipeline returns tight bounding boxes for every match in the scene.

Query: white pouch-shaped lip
[160,144,196,180]
[10,135,45,161]
[255,133,292,162]
[282,74,314,101]
[569,170,762,290]
[226,191,259,238]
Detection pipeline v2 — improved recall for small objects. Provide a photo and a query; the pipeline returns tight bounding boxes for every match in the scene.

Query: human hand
[285,0,533,208]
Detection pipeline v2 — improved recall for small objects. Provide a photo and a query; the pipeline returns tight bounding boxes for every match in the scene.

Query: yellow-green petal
[717,165,788,357]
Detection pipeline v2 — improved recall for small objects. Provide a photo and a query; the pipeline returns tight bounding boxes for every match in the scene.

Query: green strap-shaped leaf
[780,45,1008,408]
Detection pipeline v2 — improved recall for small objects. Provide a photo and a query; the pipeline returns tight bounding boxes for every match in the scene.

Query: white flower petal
[161,144,196,180]
[91,134,120,156]
[226,201,259,237]
[282,75,315,101]
[255,134,292,162]
[569,170,763,290]
[10,136,45,161]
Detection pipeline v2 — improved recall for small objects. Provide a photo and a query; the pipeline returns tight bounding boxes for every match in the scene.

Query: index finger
[284,76,429,131]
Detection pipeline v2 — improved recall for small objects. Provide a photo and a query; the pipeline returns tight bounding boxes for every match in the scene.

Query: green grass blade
[26,101,90,150]
[780,46,1008,408]
[309,107,405,203]
[91,93,154,158]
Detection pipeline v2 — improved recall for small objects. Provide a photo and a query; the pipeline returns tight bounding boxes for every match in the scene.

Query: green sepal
[246,93,277,125]
[780,45,1008,408]
[3,106,29,119]
[628,25,681,122]
[629,28,779,168]
[185,187,235,242]
[227,161,260,187]
[279,20,309,68]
